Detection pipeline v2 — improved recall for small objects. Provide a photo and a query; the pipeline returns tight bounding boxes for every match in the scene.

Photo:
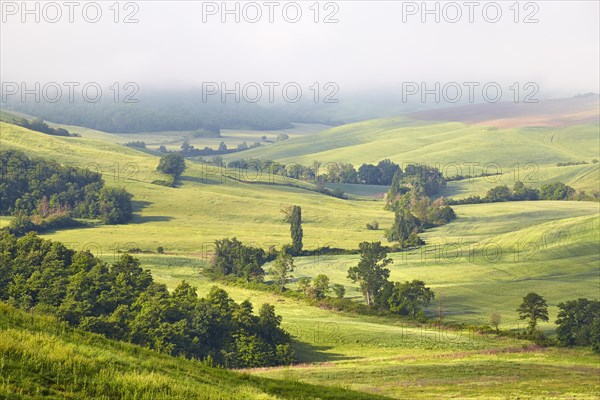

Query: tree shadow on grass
[179,175,226,186]
[291,341,362,364]
[130,215,174,224]
[130,200,173,224]
[132,200,152,212]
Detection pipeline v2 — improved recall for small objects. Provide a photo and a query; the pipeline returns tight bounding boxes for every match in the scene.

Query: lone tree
[489,312,502,332]
[290,205,303,255]
[517,292,549,334]
[157,152,186,182]
[347,241,392,307]
[270,251,294,291]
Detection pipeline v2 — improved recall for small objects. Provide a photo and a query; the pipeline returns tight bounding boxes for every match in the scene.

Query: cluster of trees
[191,128,222,138]
[179,140,262,158]
[555,298,600,353]
[8,117,77,137]
[556,160,597,167]
[0,232,294,367]
[516,293,599,353]
[212,237,272,282]
[386,164,446,197]
[212,206,304,284]
[124,141,146,148]
[297,275,345,300]
[348,242,435,318]
[0,150,133,231]
[385,170,456,248]
[225,159,447,193]
[447,181,598,205]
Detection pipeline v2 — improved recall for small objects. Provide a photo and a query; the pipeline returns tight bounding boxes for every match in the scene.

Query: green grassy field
[0,122,394,252]
[120,252,600,399]
[224,118,600,195]
[1,114,599,399]
[50,121,329,153]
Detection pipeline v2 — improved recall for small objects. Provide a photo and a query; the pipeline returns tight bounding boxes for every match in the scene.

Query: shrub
[366,221,379,230]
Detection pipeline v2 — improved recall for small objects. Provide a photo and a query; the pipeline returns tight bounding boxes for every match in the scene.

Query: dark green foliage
[290,205,303,255]
[332,283,346,299]
[212,237,267,282]
[485,185,512,202]
[357,164,381,185]
[270,251,295,291]
[98,187,133,224]
[0,232,294,368]
[192,128,222,138]
[448,181,585,205]
[486,182,539,202]
[388,280,435,318]
[555,298,600,353]
[386,208,422,247]
[376,159,401,186]
[373,280,394,311]
[9,117,75,137]
[124,141,146,148]
[347,242,392,307]
[539,182,576,200]
[385,183,456,247]
[156,152,186,179]
[366,220,379,230]
[512,181,540,200]
[401,164,446,196]
[517,292,550,335]
[312,274,330,300]
[0,150,133,227]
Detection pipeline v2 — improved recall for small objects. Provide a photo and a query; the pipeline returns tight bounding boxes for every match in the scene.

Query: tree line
[0,231,294,368]
[4,117,78,137]
[447,181,599,205]
[224,158,449,191]
[0,150,133,233]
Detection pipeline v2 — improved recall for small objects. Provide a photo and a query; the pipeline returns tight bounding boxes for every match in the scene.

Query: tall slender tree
[290,205,303,255]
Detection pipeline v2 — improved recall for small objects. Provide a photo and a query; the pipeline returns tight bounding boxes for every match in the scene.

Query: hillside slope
[223,99,599,195]
[0,303,387,399]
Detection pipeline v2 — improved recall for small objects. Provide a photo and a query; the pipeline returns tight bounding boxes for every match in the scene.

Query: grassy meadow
[1,112,599,399]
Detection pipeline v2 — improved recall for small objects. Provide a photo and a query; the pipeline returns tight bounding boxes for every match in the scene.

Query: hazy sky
[1,1,599,99]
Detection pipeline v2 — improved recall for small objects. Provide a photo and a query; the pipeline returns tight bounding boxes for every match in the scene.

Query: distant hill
[224,97,599,195]
[407,95,600,129]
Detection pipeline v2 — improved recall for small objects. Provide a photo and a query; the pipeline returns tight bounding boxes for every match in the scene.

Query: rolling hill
[1,104,599,398]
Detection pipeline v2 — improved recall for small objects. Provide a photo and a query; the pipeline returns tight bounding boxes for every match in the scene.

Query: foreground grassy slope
[130,254,600,399]
[0,303,387,400]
